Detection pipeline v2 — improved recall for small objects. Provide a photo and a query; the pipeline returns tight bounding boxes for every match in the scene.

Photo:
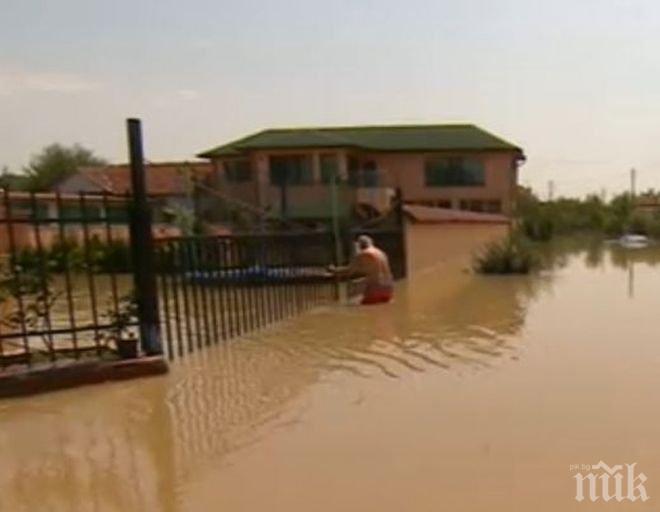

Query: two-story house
[198,124,524,221]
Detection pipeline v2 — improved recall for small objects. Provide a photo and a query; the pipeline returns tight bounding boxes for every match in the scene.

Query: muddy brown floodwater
[2,225,660,511]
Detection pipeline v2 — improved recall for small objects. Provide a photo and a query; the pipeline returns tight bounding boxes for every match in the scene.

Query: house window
[459,199,501,213]
[407,199,451,208]
[9,200,49,220]
[320,154,339,184]
[106,206,129,223]
[348,160,379,188]
[347,157,359,186]
[269,155,313,186]
[224,159,252,183]
[425,158,485,187]
[485,200,502,213]
[362,161,379,187]
[459,199,484,212]
[58,205,103,220]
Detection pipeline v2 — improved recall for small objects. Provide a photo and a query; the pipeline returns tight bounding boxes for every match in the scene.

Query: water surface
[1,229,659,511]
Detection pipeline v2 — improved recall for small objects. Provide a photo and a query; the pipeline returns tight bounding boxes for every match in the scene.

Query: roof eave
[199,145,521,158]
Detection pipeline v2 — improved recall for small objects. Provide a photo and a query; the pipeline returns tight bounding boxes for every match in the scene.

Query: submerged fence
[155,232,339,359]
[0,121,408,372]
[0,189,340,367]
[0,189,407,368]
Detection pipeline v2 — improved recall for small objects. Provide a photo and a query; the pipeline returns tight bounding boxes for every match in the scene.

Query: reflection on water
[0,382,174,511]
[2,232,660,511]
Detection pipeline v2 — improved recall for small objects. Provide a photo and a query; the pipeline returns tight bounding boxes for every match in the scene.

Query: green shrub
[627,213,651,235]
[48,238,83,271]
[521,213,554,241]
[473,234,538,274]
[646,217,660,239]
[14,240,82,272]
[88,238,132,273]
[603,215,626,237]
[515,189,641,240]
[623,213,660,239]
[11,239,131,274]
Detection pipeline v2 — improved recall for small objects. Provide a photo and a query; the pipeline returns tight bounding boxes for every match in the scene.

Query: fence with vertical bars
[0,189,134,367]
[154,232,340,360]
[0,190,407,368]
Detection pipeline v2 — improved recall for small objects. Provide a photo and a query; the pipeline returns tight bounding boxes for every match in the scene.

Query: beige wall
[0,224,186,253]
[0,207,179,254]
[406,222,509,275]
[211,148,519,217]
[367,151,517,214]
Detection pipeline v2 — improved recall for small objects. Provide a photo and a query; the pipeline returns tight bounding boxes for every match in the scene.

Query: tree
[0,166,29,190]
[23,143,107,191]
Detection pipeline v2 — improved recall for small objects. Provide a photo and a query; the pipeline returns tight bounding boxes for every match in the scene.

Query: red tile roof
[72,161,213,196]
[635,196,660,207]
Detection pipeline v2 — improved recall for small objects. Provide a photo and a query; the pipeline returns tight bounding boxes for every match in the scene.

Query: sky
[2,0,660,198]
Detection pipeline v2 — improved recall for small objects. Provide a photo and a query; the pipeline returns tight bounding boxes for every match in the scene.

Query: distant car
[618,234,650,249]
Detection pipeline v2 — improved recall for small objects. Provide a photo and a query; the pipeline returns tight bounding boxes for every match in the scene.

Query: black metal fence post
[127,118,162,356]
[395,188,408,279]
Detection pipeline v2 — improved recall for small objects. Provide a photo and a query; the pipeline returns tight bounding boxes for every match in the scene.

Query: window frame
[223,159,253,183]
[320,153,339,184]
[348,160,380,188]
[458,199,501,213]
[269,154,314,186]
[424,157,485,187]
[459,199,484,212]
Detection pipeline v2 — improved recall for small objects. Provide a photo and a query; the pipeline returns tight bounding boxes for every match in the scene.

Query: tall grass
[473,234,538,274]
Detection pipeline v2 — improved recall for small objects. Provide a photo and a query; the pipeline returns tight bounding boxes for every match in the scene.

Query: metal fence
[155,232,339,359]
[0,191,408,368]
[0,189,341,368]
[0,189,134,368]
[0,120,408,372]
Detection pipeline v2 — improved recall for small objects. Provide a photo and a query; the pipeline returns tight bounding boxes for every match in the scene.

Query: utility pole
[630,168,637,198]
[547,180,555,202]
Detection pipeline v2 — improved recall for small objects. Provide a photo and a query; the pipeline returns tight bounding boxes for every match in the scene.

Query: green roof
[197,124,523,158]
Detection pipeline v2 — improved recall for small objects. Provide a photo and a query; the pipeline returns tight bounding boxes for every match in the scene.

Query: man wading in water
[329,235,394,305]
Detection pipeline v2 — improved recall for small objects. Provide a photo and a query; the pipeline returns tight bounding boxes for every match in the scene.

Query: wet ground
[1,226,659,511]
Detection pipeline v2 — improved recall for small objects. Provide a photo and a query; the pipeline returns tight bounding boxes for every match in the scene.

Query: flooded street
[2,226,660,511]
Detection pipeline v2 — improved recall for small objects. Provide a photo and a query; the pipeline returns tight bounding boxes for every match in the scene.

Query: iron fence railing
[0,188,408,370]
[0,122,408,373]
[154,233,339,359]
[0,189,135,368]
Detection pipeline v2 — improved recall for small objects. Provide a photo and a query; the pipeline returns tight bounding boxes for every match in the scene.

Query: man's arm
[328,254,366,279]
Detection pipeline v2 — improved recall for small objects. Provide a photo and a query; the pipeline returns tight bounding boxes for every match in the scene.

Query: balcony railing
[280,183,394,219]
